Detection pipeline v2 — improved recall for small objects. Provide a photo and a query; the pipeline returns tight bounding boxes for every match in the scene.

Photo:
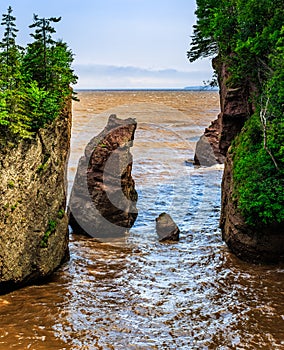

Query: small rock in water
[184,159,194,167]
[155,213,180,242]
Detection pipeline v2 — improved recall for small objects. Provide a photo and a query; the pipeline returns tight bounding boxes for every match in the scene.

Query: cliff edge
[190,1,284,263]
[0,100,71,293]
[195,58,284,263]
[194,57,253,166]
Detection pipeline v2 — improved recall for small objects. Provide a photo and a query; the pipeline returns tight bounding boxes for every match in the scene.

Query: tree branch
[260,97,279,171]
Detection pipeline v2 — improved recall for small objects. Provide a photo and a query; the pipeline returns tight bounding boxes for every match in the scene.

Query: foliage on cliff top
[188,0,284,226]
[231,114,284,226]
[0,7,77,144]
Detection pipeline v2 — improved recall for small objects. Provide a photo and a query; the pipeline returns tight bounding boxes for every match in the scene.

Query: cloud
[73,63,213,89]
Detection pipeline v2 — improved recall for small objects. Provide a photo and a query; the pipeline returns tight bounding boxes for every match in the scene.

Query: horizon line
[74,86,219,92]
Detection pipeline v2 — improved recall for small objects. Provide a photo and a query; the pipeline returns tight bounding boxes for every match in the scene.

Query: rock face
[69,114,138,239]
[220,153,284,263]
[194,57,253,165]
[156,213,180,242]
[195,56,284,263]
[0,101,71,293]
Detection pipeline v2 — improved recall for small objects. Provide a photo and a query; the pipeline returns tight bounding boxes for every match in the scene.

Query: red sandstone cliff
[194,57,252,166]
[195,57,284,263]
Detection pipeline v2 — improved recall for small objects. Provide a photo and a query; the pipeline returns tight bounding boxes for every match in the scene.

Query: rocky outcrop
[156,213,180,242]
[220,152,284,263]
[194,56,284,263]
[0,101,71,293]
[69,114,138,239]
[194,56,253,165]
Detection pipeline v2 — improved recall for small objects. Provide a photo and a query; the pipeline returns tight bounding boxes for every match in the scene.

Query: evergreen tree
[188,1,284,226]
[22,14,77,129]
[0,6,21,86]
[0,8,77,143]
[0,7,32,142]
[22,15,61,89]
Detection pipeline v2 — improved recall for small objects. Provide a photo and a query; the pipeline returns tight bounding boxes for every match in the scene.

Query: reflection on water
[0,91,283,349]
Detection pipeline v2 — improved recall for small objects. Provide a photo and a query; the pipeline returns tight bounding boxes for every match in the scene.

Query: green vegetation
[57,208,65,219]
[0,7,77,144]
[231,114,284,226]
[7,180,14,188]
[36,154,50,174]
[10,203,17,212]
[188,0,284,226]
[40,209,65,248]
[40,219,57,248]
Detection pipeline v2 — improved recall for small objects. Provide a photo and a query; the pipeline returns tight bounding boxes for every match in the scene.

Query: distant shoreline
[75,87,219,92]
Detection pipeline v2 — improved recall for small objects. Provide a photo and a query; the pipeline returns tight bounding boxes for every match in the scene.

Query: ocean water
[0,90,283,350]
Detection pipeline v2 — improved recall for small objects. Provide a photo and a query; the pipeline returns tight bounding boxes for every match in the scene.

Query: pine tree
[0,7,32,142]
[0,9,77,144]
[23,15,61,89]
[22,14,77,129]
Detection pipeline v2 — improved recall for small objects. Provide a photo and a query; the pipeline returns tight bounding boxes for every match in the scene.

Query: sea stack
[69,114,138,239]
[0,102,71,293]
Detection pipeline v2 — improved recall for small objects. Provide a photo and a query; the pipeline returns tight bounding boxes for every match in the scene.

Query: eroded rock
[194,133,221,166]
[156,213,180,242]
[194,56,253,165]
[0,101,71,293]
[68,114,138,239]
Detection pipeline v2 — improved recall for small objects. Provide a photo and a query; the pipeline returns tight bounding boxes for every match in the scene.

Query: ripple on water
[0,91,283,350]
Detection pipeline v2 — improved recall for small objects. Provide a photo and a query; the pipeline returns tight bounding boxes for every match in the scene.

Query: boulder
[156,213,180,242]
[194,134,221,166]
[68,114,138,239]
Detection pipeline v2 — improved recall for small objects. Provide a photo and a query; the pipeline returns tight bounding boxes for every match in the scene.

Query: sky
[0,1,214,89]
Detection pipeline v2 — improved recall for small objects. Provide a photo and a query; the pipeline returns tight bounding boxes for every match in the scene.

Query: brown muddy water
[0,90,283,349]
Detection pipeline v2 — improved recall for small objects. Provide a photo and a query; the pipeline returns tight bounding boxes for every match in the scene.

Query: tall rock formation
[0,101,71,293]
[195,57,284,263]
[189,0,284,264]
[68,114,138,239]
